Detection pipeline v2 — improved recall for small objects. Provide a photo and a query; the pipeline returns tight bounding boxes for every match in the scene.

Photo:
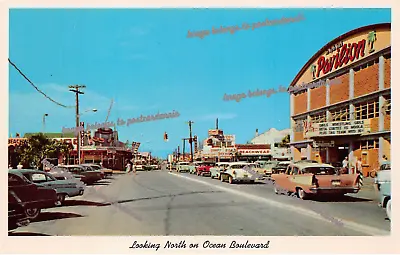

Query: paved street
[9,171,390,236]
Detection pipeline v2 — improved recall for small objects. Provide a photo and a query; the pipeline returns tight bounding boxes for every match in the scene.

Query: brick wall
[384,58,391,89]
[293,147,301,161]
[293,91,307,115]
[330,74,349,104]
[293,131,304,142]
[369,118,379,133]
[353,147,379,176]
[354,64,379,97]
[310,86,326,110]
[384,115,391,131]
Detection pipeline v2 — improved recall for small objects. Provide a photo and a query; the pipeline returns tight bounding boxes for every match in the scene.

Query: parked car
[375,162,391,221]
[81,163,113,177]
[271,161,291,174]
[8,171,58,220]
[210,162,231,180]
[271,162,361,200]
[151,164,160,170]
[253,160,278,178]
[294,160,318,164]
[50,166,86,181]
[80,164,105,179]
[189,161,203,174]
[8,190,30,230]
[196,162,216,177]
[220,162,257,184]
[135,164,144,171]
[59,165,103,184]
[16,169,85,204]
[176,162,190,172]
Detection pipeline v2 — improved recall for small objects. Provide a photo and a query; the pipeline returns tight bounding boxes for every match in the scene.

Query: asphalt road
[9,170,391,236]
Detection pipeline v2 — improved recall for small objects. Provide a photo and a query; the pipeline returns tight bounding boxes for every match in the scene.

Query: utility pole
[182,138,186,161]
[187,121,194,162]
[69,85,86,164]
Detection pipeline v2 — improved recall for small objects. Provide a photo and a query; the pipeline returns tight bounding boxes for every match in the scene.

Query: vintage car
[8,171,58,220]
[189,161,203,174]
[8,190,30,230]
[16,169,85,204]
[271,161,292,174]
[176,162,190,172]
[81,163,113,177]
[375,162,391,221]
[151,164,160,170]
[271,162,361,199]
[210,162,231,180]
[58,165,103,184]
[253,160,278,178]
[196,162,216,177]
[220,162,257,184]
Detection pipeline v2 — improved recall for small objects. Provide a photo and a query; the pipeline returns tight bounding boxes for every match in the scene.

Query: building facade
[250,128,292,160]
[288,23,391,176]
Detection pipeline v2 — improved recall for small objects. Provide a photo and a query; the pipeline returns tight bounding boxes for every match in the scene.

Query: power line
[8,58,74,108]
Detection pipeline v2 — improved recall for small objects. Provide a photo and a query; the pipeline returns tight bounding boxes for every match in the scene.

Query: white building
[250,128,292,160]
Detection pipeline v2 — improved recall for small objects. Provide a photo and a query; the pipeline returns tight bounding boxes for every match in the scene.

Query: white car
[176,162,190,172]
[210,162,231,180]
[220,162,257,184]
[189,161,203,174]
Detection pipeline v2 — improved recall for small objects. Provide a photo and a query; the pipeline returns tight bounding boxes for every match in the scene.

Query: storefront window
[354,98,379,120]
[330,107,349,121]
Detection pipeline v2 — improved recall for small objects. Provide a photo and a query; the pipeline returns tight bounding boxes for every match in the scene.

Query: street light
[42,113,48,133]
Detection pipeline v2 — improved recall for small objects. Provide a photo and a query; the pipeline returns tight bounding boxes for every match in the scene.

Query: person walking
[17,162,23,169]
[342,156,349,174]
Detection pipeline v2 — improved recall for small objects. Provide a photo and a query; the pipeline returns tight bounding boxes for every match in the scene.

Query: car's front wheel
[25,207,41,219]
[57,194,66,204]
[386,199,391,221]
[297,188,307,200]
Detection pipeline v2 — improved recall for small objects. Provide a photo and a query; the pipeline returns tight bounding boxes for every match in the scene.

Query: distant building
[249,128,292,160]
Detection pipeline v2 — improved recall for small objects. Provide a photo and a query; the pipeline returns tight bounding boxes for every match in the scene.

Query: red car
[196,162,216,177]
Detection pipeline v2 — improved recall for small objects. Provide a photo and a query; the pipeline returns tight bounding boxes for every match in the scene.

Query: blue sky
[9,8,391,157]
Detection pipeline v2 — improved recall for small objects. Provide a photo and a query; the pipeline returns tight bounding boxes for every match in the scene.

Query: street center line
[168,172,390,236]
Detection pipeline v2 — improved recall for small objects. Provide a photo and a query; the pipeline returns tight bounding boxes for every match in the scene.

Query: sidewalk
[351,177,380,201]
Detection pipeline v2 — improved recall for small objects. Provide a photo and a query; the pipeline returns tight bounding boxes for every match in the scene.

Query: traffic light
[164,132,168,141]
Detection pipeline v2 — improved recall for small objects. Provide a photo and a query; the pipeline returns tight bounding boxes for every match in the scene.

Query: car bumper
[234,176,256,181]
[309,187,360,194]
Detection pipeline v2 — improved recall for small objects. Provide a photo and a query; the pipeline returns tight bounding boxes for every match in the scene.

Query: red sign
[238,149,270,155]
[316,39,366,78]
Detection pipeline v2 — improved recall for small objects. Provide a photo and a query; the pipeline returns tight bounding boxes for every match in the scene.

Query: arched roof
[288,23,391,89]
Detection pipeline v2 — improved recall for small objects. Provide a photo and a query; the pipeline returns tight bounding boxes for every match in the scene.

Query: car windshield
[89,165,101,170]
[302,167,335,175]
[277,163,289,168]
[231,164,247,169]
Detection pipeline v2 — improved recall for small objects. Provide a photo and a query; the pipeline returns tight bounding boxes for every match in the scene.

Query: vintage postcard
[1,1,398,254]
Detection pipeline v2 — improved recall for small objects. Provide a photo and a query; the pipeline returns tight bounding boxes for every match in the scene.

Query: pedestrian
[17,162,23,169]
[356,158,363,174]
[342,156,349,173]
